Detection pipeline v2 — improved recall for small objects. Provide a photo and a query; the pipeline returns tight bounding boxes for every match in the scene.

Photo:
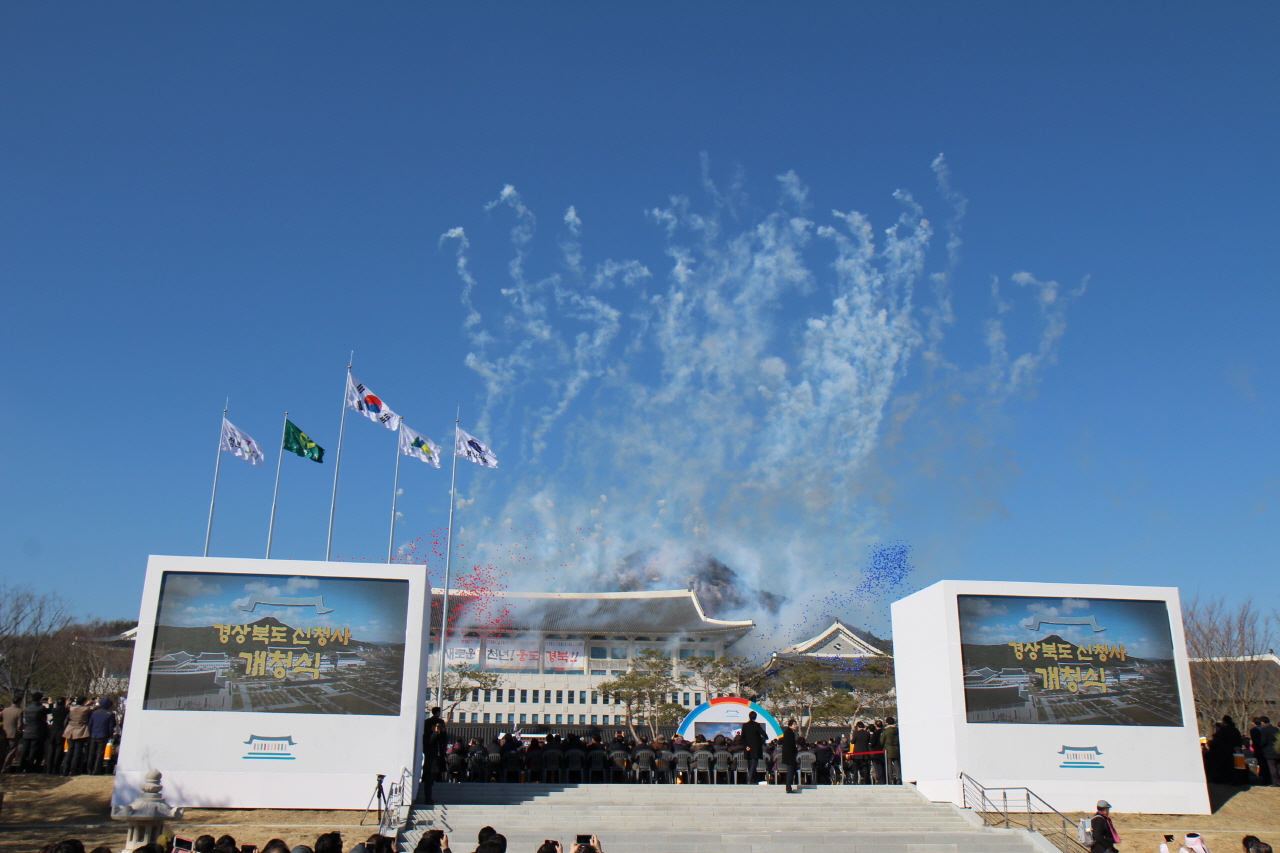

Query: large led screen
[143,571,409,715]
[957,595,1182,726]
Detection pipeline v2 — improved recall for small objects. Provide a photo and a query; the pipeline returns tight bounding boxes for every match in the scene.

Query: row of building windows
[586,647,716,660]
[447,712,643,726]
[462,689,713,705]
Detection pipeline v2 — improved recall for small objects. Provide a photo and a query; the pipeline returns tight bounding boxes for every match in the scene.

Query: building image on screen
[957,595,1182,726]
[143,572,410,715]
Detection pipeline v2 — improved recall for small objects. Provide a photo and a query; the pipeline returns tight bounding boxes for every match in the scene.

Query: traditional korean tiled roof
[778,619,886,657]
[429,588,754,637]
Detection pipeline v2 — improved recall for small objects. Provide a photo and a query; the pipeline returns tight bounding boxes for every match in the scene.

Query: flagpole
[436,409,460,706]
[387,416,404,563]
[204,401,227,557]
[325,354,353,561]
[266,411,288,559]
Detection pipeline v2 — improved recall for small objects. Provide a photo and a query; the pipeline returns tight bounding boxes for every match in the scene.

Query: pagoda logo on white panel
[1058,745,1104,769]
[243,735,297,760]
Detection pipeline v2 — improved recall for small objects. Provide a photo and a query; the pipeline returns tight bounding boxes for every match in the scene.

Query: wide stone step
[424,809,972,819]
[401,828,1038,853]
[397,784,1045,853]
[432,792,929,799]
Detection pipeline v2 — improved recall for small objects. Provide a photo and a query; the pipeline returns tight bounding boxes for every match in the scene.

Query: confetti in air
[434,157,1079,643]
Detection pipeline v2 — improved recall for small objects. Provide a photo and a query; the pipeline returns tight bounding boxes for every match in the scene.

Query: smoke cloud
[438,158,1084,646]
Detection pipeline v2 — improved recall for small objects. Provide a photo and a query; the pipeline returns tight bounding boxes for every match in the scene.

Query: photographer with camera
[536,835,602,853]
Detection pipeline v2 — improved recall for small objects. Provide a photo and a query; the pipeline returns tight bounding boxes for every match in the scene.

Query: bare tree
[0,584,73,696]
[428,663,504,721]
[630,650,679,732]
[597,670,648,742]
[40,620,135,698]
[676,652,720,699]
[761,659,831,737]
[1184,596,1277,734]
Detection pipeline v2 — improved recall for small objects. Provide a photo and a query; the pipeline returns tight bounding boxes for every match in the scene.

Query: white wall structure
[114,555,429,810]
[422,588,755,727]
[892,580,1209,815]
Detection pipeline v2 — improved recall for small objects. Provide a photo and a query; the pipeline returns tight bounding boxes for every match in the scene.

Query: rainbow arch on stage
[675,696,782,741]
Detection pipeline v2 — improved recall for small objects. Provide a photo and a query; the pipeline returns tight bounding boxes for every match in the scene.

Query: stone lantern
[111,769,185,852]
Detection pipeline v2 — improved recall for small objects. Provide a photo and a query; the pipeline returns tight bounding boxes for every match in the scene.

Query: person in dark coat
[87,697,116,775]
[741,711,767,783]
[1257,716,1280,787]
[46,697,69,774]
[779,719,799,793]
[418,719,448,804]
[813,740,833,784]
[424,707,445,733]
[21,691,48,772]
[851,721,873,784]
[880,712,901,778]
[1249,718,1272,785]
[1208,716,1244,784]
[1090,800,1120,853]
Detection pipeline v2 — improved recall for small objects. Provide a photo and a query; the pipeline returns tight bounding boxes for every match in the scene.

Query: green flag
[283,419,324,462]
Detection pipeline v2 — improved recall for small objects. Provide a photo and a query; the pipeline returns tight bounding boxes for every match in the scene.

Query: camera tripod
[361,773,388,827]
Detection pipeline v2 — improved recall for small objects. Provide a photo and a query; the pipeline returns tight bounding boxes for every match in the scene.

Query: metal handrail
[380,766,413,838]
[958,772,1090,853]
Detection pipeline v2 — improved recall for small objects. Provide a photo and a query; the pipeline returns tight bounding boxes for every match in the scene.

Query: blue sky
[2,3,1277,634]
[154,572,409,644]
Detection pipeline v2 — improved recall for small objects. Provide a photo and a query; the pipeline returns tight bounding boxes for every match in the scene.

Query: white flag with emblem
[456,426,498,468]
[220,418,264,465]
[399,422,441,468]
[345,373,399,429]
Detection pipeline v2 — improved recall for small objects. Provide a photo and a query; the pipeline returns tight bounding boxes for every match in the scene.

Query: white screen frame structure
[891,580,1209,815]
[113,555,430,810]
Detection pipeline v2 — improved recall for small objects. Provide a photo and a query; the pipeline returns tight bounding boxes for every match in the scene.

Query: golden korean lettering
[292,652,321,680]
[238,650,267,677]
[268,650,294,680]
[1034,666,1061,690]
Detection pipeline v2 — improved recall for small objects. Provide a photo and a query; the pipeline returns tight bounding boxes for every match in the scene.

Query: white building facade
[428,588,755,727]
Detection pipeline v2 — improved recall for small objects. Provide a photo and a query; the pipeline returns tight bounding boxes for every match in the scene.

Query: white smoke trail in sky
[439,158,1084,636]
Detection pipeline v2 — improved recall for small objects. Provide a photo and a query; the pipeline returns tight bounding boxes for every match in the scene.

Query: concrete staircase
[398,783,1051,853]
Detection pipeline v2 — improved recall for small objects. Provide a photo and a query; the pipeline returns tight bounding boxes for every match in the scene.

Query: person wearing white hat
[1161,832,1213,853]
[1184,834,1211,853]
[1090,801,1121,853]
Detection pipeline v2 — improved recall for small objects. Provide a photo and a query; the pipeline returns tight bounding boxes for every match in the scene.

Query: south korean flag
[455,426,498,468]
[345,373,399,429]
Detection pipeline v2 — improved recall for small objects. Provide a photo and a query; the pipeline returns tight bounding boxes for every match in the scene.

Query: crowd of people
[0,691,120,775]
[411,824,604,853]
[1202,714,1280,787]
[35,831,399,853]
[418,707,902,802]
[36,825,605,853]
[34,818,1276,853]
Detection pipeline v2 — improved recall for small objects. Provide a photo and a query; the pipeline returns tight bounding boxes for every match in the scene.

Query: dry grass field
[0,776,375,853]
[1,776,1277,853]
